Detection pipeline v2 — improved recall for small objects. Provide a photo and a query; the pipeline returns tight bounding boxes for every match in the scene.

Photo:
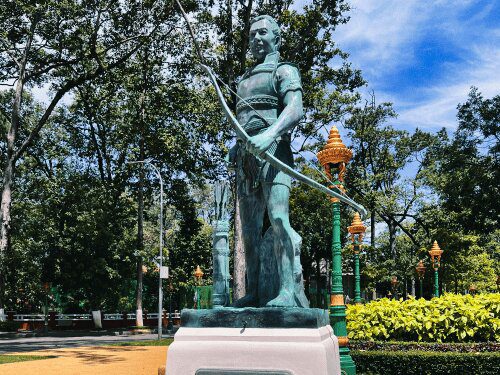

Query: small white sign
[160,266,169,279]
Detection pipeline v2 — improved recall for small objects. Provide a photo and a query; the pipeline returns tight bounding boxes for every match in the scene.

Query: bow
[174,0,368,218]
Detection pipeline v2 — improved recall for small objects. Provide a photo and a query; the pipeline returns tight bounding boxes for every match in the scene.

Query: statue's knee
[271,217,292,236]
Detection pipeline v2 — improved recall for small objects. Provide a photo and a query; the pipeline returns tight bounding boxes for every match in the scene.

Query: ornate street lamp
[194,265,204,310]
[469,284,477,296]
[415,260,426,299]
[43,282,50,333]
[348,212,366,305]
[428,241,443,298]
[390,276,398,299]
[317,125,355,375]
[167,279,174,332]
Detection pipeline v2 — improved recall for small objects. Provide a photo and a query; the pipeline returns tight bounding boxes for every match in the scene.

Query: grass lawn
[0,354,56,364]
[109,338,174,347]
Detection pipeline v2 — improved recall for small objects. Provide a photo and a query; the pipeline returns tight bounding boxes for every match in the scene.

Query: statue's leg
[264,182,297,307]
[232,185,265,307]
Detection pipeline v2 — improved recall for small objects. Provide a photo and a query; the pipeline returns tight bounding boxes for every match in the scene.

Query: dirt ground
[0,345,168,375]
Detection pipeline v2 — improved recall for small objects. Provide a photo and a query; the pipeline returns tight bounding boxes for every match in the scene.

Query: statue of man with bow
[229,15,308,308]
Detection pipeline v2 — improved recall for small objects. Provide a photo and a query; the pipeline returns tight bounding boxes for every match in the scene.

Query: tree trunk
[135,165,144,326]
[370,210,376,248]
[315,253,321,307]
[239,0,253,73]
[388,220,396,260]
[0,160,13,309]
[233,193,246,300]
[411,276,416,297]
[0,46,28,309]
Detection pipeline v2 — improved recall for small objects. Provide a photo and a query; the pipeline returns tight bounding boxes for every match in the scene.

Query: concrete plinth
[165,325,340,375]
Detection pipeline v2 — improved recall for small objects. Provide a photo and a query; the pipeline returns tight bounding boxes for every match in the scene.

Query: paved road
[0,333,172,353]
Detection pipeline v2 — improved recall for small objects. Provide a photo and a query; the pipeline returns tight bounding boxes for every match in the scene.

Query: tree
[0,0,176,309]
[422,88,499,235]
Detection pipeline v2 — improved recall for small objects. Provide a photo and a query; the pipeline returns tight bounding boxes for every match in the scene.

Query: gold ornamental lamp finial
[415,260,426,279]
[348,212,366,252]
[428,241,443,270]
[391,276,398,288]
[316,126,353,181]
[469,284,477,295]
[194,265,204,283]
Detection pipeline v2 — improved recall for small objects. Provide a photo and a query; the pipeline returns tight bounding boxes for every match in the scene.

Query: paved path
[0,333,164,353]
[1,345,168,375]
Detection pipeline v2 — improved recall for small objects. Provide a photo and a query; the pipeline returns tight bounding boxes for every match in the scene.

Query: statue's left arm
[246,65,303,155]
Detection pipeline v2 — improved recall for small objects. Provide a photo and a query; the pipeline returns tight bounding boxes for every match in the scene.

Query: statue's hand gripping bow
[200,64,368,218]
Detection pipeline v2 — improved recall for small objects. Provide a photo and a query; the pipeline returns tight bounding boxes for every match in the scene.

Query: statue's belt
[236,94,279,113]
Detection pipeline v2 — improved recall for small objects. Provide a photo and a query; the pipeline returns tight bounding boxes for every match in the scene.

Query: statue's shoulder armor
[273,62,302,96]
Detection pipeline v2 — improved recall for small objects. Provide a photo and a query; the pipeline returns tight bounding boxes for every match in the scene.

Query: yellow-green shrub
[346,293,500,342]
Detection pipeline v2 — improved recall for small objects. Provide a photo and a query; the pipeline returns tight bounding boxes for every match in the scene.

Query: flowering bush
[346,293,500,342]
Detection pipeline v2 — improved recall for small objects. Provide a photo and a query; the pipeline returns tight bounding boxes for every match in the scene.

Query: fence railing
[6,311,181,331]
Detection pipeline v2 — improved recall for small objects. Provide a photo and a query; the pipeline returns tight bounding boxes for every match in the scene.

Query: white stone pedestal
[166,325,340,375]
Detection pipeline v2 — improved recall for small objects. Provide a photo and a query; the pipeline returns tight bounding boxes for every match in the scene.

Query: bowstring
[175,0,350,199]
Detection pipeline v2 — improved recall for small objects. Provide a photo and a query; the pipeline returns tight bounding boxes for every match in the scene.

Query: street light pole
[348,213,366,305]
[415,260,426,299]
[194,266,204,309]
[316,126,356,375]
[428,241,443,298]
[43,282,50,333]
[128,159,164,340]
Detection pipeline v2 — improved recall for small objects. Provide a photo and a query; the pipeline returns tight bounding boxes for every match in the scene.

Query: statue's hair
[250,15,281,40]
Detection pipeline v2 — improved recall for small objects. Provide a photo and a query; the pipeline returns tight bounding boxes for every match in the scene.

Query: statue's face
[249,19,279,62]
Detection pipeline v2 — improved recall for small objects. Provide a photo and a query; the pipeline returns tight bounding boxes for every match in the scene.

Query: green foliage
[0,320,19,331]
[422,88,499,235]
[352,350,500,375]
[0,354,55,364]
[109,338,174,347]
[350,340,499,353]
[346,293,500,342]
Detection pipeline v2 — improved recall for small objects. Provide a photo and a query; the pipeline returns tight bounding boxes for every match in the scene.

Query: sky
[318,0,499,132]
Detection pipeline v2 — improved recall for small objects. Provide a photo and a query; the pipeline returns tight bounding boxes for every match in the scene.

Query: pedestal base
[166,325,340,375]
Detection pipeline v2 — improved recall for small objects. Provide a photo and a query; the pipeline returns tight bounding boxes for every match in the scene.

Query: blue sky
[326,0,499,132]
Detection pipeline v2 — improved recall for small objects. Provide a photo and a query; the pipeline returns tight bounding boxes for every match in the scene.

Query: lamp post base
[340,347,357,375]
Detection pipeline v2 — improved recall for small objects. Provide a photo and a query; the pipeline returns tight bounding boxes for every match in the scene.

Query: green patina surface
[330,184,356,375]
[226,15,307,308]
[181,307,329,329]
[212,182,231,308]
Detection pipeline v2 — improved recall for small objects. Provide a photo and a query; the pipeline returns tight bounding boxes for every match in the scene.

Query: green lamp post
[43,282,51,333]
[194,265,203,309]
[428,241,443,298]
[348,212,366,305]
[390,276,398,300]
[469,284,477,296]
[415,260,426,299]
[317,126,356,375]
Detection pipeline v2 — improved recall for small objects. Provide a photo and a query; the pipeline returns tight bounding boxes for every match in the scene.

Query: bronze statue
[228,15,308,308]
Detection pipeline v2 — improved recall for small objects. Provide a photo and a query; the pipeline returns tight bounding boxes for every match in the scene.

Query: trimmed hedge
[350,340,500,352]
[0,320,19,332]
[352,350,500,375]
[347,293,500,342]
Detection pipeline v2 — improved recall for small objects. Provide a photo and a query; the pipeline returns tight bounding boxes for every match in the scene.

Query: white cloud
[395,45,500,129]
[335,0,485,75]
[331,0,499,131]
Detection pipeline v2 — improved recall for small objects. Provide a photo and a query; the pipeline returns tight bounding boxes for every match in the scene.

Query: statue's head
[249,15,281,62]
